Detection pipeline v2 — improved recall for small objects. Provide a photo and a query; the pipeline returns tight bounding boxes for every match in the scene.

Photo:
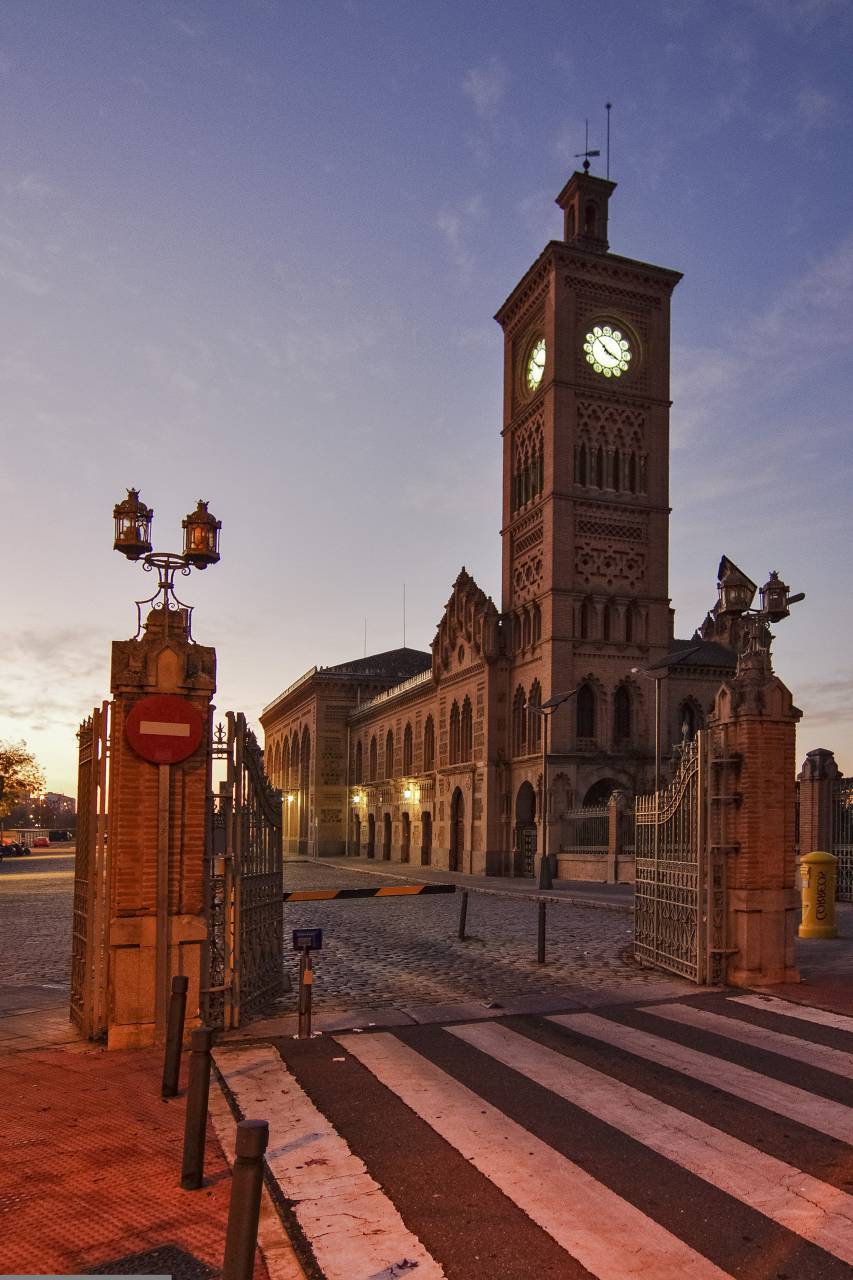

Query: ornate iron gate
[833,778,853,902]
[634,731,723,984]
[205,712,283,1029]
[70,702,110,1037]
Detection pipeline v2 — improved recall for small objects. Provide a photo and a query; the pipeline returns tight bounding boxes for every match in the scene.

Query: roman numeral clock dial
[583,324,631,377]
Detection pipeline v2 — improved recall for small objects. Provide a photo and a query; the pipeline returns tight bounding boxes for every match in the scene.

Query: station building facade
[260,169,736,875]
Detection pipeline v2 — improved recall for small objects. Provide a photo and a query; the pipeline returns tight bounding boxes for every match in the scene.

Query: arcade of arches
[260,168,737,877]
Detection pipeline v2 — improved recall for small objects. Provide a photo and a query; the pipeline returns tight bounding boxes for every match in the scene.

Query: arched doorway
[515,781,537,877]
[584,778,619,805]
[449,788,464,872]
[382,812,392,860]
[367,813,376,858]
[401,812,411,863]
[421,811,432,866]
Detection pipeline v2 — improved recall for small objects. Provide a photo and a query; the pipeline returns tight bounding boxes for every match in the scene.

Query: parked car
[31,836,50,848]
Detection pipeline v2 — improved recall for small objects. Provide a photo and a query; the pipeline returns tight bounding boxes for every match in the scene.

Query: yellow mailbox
[798,850,838,939]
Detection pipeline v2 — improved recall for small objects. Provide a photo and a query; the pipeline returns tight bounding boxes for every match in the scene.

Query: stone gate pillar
[708,641,801,987]
[797,747,840,856]
[107,608,215,1049]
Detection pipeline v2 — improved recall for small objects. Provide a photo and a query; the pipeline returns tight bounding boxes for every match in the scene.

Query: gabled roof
[323,647,432,681]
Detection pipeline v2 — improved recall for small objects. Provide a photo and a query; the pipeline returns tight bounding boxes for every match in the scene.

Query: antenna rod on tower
[403,583,406,649]
[606,102,612,180]
[363,617,367,659]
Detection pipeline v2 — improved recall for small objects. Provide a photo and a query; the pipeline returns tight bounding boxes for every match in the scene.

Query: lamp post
[530,688,579,891]
[113,489,222,637]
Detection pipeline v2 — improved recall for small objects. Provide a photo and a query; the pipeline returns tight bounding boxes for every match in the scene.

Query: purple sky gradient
[2,0,852,793]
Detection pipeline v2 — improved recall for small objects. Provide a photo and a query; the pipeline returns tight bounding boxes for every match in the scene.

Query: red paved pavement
[0,1040,269,1279]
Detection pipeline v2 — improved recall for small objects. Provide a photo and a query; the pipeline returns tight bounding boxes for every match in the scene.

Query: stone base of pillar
[107,913,207,1050]
[725,886,800,987]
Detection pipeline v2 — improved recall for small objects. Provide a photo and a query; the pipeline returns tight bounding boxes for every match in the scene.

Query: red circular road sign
[125,694,204,765]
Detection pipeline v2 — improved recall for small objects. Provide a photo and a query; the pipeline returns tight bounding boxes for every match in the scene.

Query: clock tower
[495,170,682,808]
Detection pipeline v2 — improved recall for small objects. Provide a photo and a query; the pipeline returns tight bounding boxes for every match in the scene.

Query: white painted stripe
[139,719,191,736]
[450,1021,853,1265]
[549,1013,853,1145]
[644,1003,853,1078]
[731,994,853,1036]
[213,1044,445,1280]
[337,1031,732,1280]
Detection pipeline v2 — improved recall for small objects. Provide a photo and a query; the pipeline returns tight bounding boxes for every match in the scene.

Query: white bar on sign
[139,720,191,737]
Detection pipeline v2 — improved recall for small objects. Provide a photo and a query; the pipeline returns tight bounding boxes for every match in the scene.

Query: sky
[1,0,852,795]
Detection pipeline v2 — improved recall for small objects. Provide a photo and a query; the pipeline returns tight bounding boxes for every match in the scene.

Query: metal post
[458,889,469,940]
[222,1119,269,1280]
[162,974,189,1098]
[155,762,171,1041]
[181,1026,213,1190]
[297,948,313,1039]
[538,712,553,890]
[653,675,661,957]
[537,899,546,964]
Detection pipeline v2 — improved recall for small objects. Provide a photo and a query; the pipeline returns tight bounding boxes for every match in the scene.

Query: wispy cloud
[4,172,53,200]
[462,57,508,121]
[435,195,485,280]
[0,630,107,733]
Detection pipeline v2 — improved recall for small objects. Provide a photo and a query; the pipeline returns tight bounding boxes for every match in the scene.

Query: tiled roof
[668,637,738,670]
[323,647,432,681]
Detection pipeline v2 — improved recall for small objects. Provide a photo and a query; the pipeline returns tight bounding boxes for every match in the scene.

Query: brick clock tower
[496,170,682,814]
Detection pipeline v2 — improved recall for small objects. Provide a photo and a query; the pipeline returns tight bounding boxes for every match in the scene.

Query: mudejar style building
[260,169,735,876]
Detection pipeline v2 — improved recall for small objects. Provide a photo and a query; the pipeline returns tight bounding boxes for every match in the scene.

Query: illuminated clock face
[584,325,631,377]
[526,337,546,391]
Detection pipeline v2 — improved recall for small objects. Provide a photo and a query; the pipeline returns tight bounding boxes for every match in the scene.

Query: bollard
[181,1026,213,1190]
[458,889,469,941]
[222,1119,269,1280]
[162,975,190,1099]
[537,900,546,965]
[297,948,313,1039]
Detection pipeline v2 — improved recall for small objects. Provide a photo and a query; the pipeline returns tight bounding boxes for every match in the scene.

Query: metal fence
[560,805,608,853]
[834,778,853,902]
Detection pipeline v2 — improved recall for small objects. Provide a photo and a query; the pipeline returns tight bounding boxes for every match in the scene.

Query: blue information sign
[292,927,323,951]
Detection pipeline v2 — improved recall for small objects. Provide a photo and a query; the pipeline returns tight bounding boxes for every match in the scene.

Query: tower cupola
[555,170,616,253]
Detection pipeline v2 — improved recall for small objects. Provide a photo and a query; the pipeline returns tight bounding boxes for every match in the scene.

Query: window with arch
[532,603,542,644]
[614,685,632,741]
[449,701,461,765]
[354,740,363,785]
[369,736,377,782]
[385,729,394,779]
[628,452,638,494]
[603,602,618,642]
[290,733,299,789]
[512,686,527,756]
[300,727,311,790]
[576,683,596,740]
[423,715,435,771]
[460,697,473,762]
[528,681,542,751]
[584,202,597,235]
[402,723,413,775]
[522,610,531,649]
[595,445,604,489]
[579,598,593,640]
[576,441,588,486]
[625,604,636,643]
[282,740,290,790]
[612,447,621,492]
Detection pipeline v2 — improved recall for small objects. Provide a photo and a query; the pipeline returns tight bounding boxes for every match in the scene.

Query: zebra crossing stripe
[549,1013,853,1144]
[642,1003,853,1077]
[336,1030,733,1280]
[730,994,853,1036]
[448,1020,853,1266]
[212,1045,446,1280]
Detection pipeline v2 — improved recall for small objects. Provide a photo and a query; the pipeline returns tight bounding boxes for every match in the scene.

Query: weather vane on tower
[574,104,613,177]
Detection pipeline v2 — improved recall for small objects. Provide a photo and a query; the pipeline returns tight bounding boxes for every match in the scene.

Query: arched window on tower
[576,683,596,741]
[460,698,473,762]
[612,448,621,492]
[385,729,395,778]
[595,444,605,489]
[423,715,435,771]
[354,740,363,785]
[369,736,377,782]
[402,723,413,775]
[522,609,531,649]
[528,681,542,751]
[532,603,542,644]
[580,598,593,640]
[614,685,632,742]
[628,452,638,494]
[512,686,527,756]
[449,701,461,765]
[576,441,588,486]
[584,202,597,236]
[603,602,617,642]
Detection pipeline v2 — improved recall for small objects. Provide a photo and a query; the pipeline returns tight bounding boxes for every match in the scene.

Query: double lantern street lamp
[113,488,222,637]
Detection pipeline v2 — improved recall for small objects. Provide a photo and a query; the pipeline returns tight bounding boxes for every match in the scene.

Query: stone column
[708,640,801,987]
[797,747,840,857]
[107,608,215,1049]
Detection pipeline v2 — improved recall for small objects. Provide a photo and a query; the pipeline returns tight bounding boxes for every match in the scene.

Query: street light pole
[532,688,579,891]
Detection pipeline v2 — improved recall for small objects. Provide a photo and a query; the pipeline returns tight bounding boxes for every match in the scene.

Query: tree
[0,740,46,821]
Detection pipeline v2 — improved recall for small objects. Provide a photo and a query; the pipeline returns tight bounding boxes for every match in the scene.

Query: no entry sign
[125,693,204,765]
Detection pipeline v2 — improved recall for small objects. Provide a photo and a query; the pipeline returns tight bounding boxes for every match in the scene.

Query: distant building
[261,170,736,875]
[45,792,76,817]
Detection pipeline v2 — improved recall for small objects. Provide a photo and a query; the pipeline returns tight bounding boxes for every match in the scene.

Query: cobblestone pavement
[281,860,675,1010]
[0,852,73,988]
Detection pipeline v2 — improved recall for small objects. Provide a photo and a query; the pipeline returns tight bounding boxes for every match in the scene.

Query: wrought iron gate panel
[205,712,282,1028]
[834,778,853,902]
[634,731,716,984]
[70,703,109,1036]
